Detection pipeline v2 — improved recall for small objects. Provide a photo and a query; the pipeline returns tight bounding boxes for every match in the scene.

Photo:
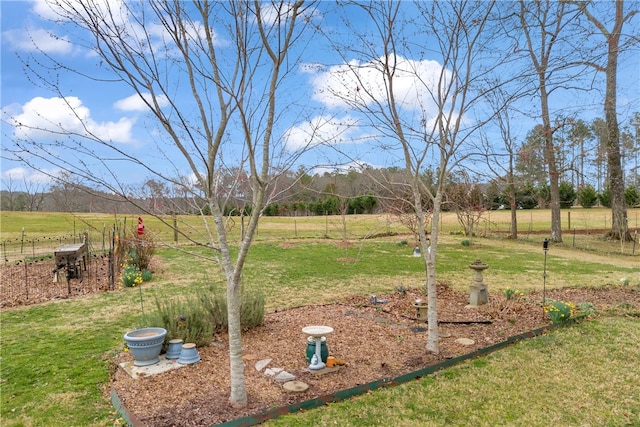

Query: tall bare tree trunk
[425,191,443,354]
[577,0,633,240]
[603,2,629,240]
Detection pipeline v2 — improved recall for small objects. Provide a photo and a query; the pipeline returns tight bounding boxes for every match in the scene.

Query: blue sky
[1,1,639,193]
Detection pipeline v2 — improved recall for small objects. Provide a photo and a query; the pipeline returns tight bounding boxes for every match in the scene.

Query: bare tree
[567,119,594,189]
[515,0,584,243]
[444,170,485,239]
[0,176,19,211]
[22,178,47,212]
[6,0,314,408]
[574,0,638,240]
[316,1,506,353]
[481,87,524,239]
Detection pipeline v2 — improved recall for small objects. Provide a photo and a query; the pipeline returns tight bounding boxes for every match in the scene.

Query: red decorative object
[137,217,144,235]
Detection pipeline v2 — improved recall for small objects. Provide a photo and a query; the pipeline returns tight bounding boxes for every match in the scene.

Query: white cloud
[2,167,29,181]
[114,93,170,112]
[306,55,447,113]
[31,0,62,20]
[255,2,299,26]
[33,0,129,25]
[283,114,363,151]
[2,27,72,54]
[1,167,56,185]
[10,96,135,144]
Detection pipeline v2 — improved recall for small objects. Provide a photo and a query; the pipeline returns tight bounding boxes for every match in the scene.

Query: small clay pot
[326,356,336,368]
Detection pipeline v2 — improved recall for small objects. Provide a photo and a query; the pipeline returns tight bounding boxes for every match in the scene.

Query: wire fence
[2,211,637,308]
[0,253,113,308]
[1,227,118,308]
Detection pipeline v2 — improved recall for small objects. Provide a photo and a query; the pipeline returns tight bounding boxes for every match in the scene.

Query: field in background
[2,208,639,262]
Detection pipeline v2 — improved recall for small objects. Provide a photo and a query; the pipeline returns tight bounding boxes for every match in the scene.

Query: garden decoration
[370,295,388,304]
[305,336,328,363]
[468,259,489,306]
[178,343,200,364]
[123,327,167,366]
[413,298,428,322]
[302,325,333,370]
[166,339,183,359]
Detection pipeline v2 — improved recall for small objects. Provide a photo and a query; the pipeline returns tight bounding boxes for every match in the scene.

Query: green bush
[625,186,639,207]
[536,183,550,207]
[559,181,576,208]
[149,284,265,348]
[599,187,611,208]
[199,284,265,331]
[151,295,214,347]
[577,184,598,208]
[515,182,537,209]
[141,268,153,282]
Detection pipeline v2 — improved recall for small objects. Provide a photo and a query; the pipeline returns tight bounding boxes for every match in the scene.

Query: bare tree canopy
[4,0,317,408]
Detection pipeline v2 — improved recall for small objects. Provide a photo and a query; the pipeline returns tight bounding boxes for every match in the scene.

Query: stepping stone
[455,338,475,346]
[264,367,283,378]
[255,358,272,372]
[283,381,308,393]
[274,371,296,383]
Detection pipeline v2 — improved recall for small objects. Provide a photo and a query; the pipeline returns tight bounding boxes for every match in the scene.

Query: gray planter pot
[123,327,167,366]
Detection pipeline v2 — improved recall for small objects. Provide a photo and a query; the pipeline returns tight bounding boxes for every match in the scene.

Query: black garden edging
[112,322,564,427]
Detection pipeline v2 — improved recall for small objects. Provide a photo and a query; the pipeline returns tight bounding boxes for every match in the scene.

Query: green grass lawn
[1,212,639,426]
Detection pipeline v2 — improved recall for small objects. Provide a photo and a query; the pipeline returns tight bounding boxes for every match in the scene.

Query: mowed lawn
[1,211,639,426]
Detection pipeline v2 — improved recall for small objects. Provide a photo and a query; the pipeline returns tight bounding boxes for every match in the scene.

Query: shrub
[199,284,265,332]
[461,239,471,246]
[625,186,639,207]
[118,232,155,270]
[559,181,576,208]
[536,183,550,208]
[141,268,153,282]
[515,182,537,209]
[151,296,214,347]
[577,184,598,208]
[599,187,611,208]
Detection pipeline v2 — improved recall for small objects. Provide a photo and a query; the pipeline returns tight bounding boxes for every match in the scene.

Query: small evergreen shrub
[199,284,266,332]
[599,187,611,208]
[577,184,598,208]
[141,268,153,282]
[559,181,576,208]
[625,186,639,207]
[149,284,265,349]
[151,295,214,347]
